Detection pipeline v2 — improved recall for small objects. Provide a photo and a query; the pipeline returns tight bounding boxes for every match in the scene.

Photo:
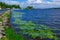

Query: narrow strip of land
[0,10,10,39]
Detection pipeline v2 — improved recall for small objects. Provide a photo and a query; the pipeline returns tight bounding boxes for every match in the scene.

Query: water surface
[11,9,60,39]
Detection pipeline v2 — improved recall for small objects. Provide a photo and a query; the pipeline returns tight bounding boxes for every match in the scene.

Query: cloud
[52,0,60,2]
[5,1,20,5]
[20,0,60,9]
[0,0,20,5]
[27,0,42,3]
[0,0,60,8]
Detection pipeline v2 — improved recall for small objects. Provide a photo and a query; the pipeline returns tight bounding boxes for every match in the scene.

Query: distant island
[23,6,34,10]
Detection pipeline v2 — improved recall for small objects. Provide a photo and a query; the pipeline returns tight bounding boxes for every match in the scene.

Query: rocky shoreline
[0,10,10,39]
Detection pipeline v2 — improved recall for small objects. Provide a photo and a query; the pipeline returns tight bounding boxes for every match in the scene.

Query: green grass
[0,17,2,22]
[1,38,5,40]
[5,13,11,18]
[4,27,25,40]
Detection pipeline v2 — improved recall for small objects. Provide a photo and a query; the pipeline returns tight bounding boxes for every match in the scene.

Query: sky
[0,0,60,9]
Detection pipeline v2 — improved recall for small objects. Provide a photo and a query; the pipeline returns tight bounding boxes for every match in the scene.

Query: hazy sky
[0,0,60,8]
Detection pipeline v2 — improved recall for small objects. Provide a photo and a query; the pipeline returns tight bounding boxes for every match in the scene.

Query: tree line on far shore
[0,2,20,9]
[0,2,34,10]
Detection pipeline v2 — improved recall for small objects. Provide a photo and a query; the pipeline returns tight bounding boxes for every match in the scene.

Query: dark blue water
[11,9,60,28]
[0,9,6,15]
[11,9,60,40]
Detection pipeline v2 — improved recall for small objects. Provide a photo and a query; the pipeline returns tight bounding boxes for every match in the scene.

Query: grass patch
[4,27,25,40]
[5,13,11,18]
[0,17,2,22]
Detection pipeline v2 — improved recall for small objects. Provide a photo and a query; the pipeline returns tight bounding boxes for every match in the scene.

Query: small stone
[0,34,3,39]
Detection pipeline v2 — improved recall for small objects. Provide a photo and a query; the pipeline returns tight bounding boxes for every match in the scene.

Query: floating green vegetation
[13,12,57,40]
[4,27,25,40]
[14,19,57,40]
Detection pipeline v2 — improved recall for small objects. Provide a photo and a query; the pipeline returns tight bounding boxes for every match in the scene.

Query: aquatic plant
[12,12,57,40]
[14,19,56,39]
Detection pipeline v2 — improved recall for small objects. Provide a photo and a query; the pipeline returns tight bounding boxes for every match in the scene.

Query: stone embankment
[0,10,10,39]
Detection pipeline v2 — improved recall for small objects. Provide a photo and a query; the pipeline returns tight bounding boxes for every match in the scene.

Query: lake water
[10,9,60,40]
[0,9,7,15]
[11,9,60,28]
